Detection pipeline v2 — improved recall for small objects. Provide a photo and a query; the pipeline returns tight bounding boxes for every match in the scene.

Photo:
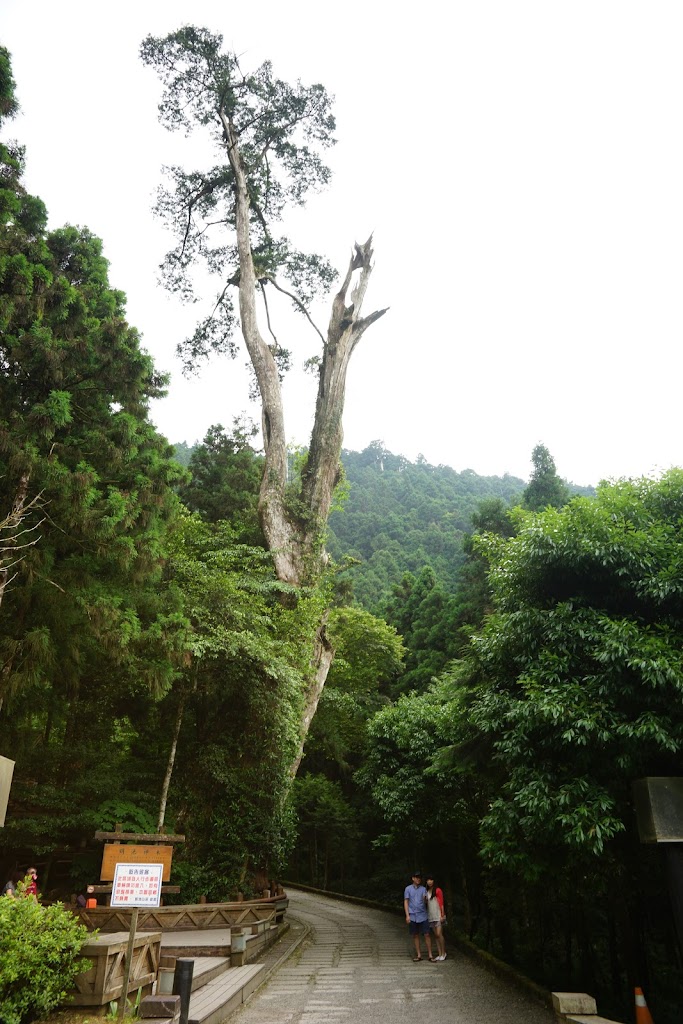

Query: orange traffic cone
[634,986,654,1024]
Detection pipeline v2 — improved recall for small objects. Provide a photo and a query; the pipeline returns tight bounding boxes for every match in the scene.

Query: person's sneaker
[435,955,444,961]
[442,953,447,960]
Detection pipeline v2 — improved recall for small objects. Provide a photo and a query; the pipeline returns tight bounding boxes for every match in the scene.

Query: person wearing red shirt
[24,867,38,899]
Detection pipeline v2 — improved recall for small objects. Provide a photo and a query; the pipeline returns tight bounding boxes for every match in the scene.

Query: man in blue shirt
[403,871,434,961]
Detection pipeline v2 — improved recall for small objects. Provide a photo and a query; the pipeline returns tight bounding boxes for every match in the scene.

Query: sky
[2,0,682,487]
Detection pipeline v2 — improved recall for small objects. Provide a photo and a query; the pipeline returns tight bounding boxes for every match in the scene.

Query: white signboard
[0,755,15,827]
[110,862,163,908]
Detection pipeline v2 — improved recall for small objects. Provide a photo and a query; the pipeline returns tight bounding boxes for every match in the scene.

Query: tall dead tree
[142,28,387,773]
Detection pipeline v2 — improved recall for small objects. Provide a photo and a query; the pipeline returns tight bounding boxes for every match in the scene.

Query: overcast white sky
[2,0,682,486]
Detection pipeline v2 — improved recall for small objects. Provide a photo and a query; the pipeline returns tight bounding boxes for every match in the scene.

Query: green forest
[1,33,682,1024]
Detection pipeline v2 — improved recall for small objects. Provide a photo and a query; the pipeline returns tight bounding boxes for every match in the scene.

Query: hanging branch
[0,477,44,613]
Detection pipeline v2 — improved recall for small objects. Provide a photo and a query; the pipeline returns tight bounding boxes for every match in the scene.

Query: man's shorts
[408,919,430,935]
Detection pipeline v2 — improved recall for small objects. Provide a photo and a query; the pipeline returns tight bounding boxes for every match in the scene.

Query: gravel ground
[232,888,557,1024]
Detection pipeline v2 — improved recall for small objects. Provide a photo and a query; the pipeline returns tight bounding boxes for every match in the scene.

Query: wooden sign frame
[101,843,173,882]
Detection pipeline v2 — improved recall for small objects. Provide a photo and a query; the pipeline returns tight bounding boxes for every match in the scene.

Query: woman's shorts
[409,919,430,935]
[429,919,442,931]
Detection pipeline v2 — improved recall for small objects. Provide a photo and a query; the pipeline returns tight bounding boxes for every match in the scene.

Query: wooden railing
[77,893,288,933]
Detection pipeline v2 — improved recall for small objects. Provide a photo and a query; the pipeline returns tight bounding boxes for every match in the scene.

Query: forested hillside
[328,442,525,606]
[172,437,593,609]
[172,439,527,601]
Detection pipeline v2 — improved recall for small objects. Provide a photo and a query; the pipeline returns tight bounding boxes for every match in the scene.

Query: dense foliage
[147,511,319,895]
[472,472,683,872]
[0,895,91,1024]
[178,421,262,534]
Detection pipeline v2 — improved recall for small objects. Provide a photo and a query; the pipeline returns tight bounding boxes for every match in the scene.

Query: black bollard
[665,845,683,959]
[172,957,194,1024]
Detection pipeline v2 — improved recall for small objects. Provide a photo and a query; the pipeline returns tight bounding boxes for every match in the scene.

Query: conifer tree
[522,443,570,511]
[0,48,185,856]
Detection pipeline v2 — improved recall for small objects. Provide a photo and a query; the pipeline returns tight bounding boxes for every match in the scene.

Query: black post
[664,844,683,962]
[172,957,194,1024]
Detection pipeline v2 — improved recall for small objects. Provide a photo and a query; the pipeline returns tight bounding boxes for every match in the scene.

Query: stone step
[162,938,231,957]
[566,1017,625,1024]
[161,926,270,959]
[190,956,231,991]
[140,994,181,1019]
[188,964,264,1024]
[157,955,231,994]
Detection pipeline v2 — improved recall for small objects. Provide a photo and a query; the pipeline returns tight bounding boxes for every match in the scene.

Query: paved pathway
[232,888,556,1024]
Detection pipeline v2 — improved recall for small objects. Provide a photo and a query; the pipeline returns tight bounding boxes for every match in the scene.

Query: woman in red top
[425,876,447,960]
[24,867,38,899]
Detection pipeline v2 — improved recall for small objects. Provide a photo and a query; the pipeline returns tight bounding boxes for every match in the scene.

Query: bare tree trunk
[157,688,187,832]
[221,109,298,585]
[301,237,388,531]
[221,108,387,775]
[290,622,334,776]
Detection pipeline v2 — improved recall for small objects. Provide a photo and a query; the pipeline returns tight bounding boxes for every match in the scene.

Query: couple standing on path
[404,870,447,962]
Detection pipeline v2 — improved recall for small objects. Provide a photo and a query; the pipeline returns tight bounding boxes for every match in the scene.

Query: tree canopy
[178,420,263,540]
[140,26,338,366]
[522,442,570,511]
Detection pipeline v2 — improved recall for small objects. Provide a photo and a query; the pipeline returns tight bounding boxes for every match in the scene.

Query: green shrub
[0,897,91,1024]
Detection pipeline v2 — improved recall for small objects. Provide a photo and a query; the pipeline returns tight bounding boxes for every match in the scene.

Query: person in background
[403,870,434,961]
[2,870,22,897]
[425,875,447,960]
[24,866,38,899]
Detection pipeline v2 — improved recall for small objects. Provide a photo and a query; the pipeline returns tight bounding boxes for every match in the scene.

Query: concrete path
[231,888,556,1024]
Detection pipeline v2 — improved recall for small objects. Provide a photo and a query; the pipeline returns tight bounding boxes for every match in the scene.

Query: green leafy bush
[96,798,157,834]
[0,897,91,1024]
